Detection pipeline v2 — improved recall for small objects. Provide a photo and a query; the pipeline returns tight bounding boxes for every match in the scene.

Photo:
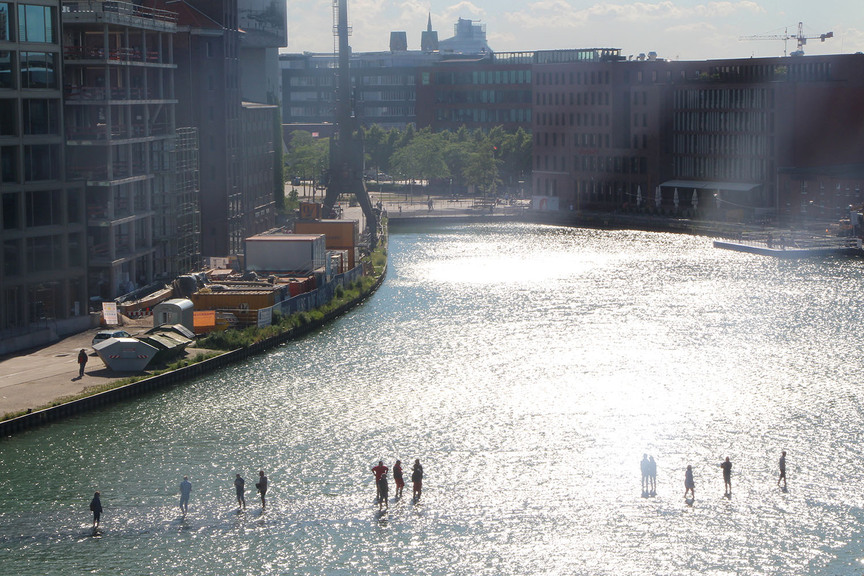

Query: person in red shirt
[371,461,388,502]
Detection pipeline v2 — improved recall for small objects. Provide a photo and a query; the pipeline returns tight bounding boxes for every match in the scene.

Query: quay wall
[0,265,387,439]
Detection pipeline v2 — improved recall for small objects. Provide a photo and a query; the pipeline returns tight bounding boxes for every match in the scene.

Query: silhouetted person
[720,457,732,495]
[77,349,88,379]
[778,451,787,488]
[256,471,268,509]
[378,473,389,510]
[640,454,650,493]
[234,474,246,509]
[412,459,423,500]
[89,491,103,527]
[179,476,192,514]
[371,460,388,502]
[393,460,405,499]
[684,466,695,500]
[648,456,657,494]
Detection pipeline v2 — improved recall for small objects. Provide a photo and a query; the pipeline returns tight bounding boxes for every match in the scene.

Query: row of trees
[284,125,533,197]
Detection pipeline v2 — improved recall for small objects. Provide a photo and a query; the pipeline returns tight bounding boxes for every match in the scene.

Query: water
[2,222,864,575]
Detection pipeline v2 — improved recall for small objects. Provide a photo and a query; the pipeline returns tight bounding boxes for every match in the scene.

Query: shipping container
[190,288,279,311]
[299,202,322,220]
[245,233,326,273]
[294,220,357,270]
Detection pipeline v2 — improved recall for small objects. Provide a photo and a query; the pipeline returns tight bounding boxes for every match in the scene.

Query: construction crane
[739,22,833,57]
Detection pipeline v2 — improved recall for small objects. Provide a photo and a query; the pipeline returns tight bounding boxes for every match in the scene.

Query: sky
[284,0,864,61]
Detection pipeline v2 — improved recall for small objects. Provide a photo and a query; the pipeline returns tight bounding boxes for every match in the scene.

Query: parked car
[92,329,131,347]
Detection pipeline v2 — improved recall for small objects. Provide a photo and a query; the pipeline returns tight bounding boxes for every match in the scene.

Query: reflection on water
[2,223,864,574]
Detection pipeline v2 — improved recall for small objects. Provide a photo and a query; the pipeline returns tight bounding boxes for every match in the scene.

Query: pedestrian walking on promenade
[256,471,268,510]
[77,349,88,379]
[684,466,695,500]
[393,460,405,499]
[640,454,650,493]
[412,459,423,501]
[89,491,103,528]
[778,451,787,489]
[648,456,657,494]
[179,476,192,515]
[234,473,246,509]
[371,460,388,502]
[720,457,733,495]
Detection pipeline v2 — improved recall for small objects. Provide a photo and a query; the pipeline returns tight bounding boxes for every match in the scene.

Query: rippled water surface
[3,223,864,575]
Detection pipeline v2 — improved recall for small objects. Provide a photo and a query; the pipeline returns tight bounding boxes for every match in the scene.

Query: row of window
[673,133,773,157]
[1,188,80,231]
[535,153,648,176]
[0,50,57,89]
[0,3,56,44]
[435,69,531,86]
[1,142,59,182]
[674,155,770,181]
[434,107,530,124]
[673,110,773,133]
[535,69,610,86]
[0,97,59,135]
[537,110,610,128]
[536,90,611,107]
[674,88,773,110]
[435,89,530,105]
[3,233,83,277]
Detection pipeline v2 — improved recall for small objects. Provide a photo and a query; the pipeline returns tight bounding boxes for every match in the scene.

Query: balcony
[61,1,178,31]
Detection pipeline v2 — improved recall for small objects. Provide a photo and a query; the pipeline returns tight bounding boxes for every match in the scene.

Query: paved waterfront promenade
[0,315,160,418]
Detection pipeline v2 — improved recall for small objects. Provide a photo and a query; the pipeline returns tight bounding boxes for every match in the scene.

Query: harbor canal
[2,222,864,575]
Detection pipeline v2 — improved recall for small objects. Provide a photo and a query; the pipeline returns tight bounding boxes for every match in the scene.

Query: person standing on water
[778,451,787,488]
[684,466,695,500]
[648,456,657,494]
[720,457,732,495]
[234,473,246,509]
[256,471,268,510]
[640,454,650,493]
[378,470,389,510]
[179,476,192,515]
[393,460,405,499]
[89,491,103,527]
[77,349,88,379]
[412,459,423,500]
[371,461,388,502]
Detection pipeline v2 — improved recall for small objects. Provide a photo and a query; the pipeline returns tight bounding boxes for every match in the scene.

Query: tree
[390,130,450,186]
[284,131,329,195]
[463,144,502,197]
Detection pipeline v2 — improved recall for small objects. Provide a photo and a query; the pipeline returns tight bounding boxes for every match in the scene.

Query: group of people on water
[643,451,787,502]
[371,459,424,510]
[233,471,269,511]
[87,470,269,527]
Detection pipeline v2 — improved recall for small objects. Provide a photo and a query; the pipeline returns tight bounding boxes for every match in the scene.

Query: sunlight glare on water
[2,222,864,575]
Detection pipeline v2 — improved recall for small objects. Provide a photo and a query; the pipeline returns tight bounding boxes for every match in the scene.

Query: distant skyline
[285,0,864,61]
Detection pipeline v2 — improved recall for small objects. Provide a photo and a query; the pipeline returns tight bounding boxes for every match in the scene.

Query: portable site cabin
[153,298,195,333]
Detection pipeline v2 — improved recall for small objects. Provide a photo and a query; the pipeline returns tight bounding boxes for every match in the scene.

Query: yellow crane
[739,22,833,57]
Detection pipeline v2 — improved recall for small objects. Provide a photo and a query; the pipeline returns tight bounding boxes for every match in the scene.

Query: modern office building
[531,52,864,221]
[174,0,281,259]
[0,0,89,343]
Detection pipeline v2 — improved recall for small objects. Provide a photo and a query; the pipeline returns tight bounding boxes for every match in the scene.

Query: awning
[660,180,761,192]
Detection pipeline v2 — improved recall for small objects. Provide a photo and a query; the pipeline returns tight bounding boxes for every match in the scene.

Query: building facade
[0,0,89,338]
[532,53,864,221]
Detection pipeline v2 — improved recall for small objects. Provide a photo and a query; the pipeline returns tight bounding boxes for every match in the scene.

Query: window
[20,52,56,89]
[22,99,58,134]
[0,51,13,89]
[25,189,61,226]
[0,3,11,41]
[2,191,19,229]
[18,4,54,43]
[1,145,17,183]
[0,98,15,135]
[23,143,59,181]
